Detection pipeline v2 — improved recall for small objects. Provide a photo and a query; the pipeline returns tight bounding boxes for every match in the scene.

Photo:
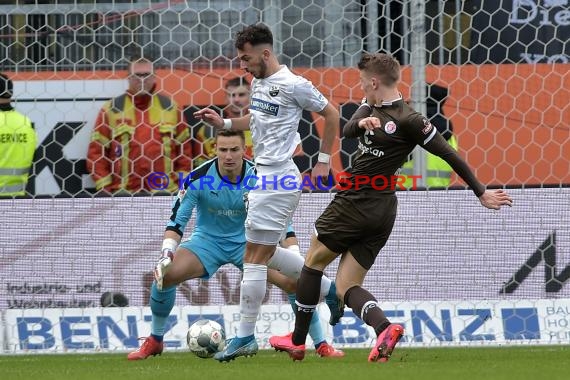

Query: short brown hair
[225,77,250,89]
[357,53,401,87]
[215,129,245,142]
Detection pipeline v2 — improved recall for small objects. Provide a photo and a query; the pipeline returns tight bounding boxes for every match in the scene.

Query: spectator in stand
[221,77,254,159]
[87,56,193,194]
[193,77,253,168]
[400,83,458,188]
[0,73,37,197]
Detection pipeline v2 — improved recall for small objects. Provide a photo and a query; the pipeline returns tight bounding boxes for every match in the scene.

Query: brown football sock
[344,285,390,336]
[292,265,323,345]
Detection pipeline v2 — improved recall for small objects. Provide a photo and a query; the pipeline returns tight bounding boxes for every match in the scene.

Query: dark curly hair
[235,23,273,50]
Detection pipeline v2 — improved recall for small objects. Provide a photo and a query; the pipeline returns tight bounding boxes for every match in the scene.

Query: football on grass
[186,319,226,359]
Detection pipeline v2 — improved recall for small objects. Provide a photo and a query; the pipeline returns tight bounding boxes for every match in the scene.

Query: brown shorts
[315,192,397,270]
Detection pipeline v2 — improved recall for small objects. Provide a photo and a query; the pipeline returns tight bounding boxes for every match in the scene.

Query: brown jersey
[342,98,485,196]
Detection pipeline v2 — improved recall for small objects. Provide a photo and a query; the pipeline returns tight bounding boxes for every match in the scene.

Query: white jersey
[249,65,328,165]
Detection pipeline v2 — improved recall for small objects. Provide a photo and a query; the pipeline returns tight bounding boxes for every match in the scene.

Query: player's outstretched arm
[193,108,251,131]
[193,107,223,128]
[419,127,513,209]
[478,189,513,210]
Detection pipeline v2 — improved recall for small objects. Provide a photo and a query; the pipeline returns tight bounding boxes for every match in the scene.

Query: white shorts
[245,160,302,245]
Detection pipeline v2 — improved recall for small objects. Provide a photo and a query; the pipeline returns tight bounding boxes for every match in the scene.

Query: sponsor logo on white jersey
[250,97,280,116]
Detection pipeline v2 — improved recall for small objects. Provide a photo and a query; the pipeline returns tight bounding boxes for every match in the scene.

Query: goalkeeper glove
[154,238,177,290]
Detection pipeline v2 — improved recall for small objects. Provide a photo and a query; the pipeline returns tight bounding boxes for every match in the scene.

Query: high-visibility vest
[401,135,458,189]
[0,109,36,196]
[90,94,184,192]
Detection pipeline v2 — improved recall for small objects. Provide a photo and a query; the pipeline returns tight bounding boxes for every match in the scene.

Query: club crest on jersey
[269,85,280,96]
[384,121,397,134]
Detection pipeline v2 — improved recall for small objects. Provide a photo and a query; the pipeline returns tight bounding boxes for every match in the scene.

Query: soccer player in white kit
[194,23,340,361]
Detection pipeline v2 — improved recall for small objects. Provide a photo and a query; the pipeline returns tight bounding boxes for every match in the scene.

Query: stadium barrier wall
[1,188,570,353]
[3,299,570,353]
[4,298,570,354]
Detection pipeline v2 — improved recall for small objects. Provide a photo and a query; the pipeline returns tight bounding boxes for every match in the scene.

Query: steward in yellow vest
[0,74,37,197]
[401,83,458,189]
[400,135,458,188]
[86,57,192,194]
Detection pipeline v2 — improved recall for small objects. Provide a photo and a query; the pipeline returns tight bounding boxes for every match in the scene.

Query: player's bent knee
[304,254,329,271]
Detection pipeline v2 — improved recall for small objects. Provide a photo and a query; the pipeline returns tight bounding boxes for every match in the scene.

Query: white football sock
[238,263,267,338]
[319,274,332,299]
[286,244,300,253]
[268,247,303,279]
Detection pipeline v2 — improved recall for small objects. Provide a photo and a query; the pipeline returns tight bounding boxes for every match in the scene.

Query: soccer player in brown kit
[269,52,513,362]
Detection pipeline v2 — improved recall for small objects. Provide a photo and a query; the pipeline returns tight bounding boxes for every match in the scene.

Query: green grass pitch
[1,346,569,380]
